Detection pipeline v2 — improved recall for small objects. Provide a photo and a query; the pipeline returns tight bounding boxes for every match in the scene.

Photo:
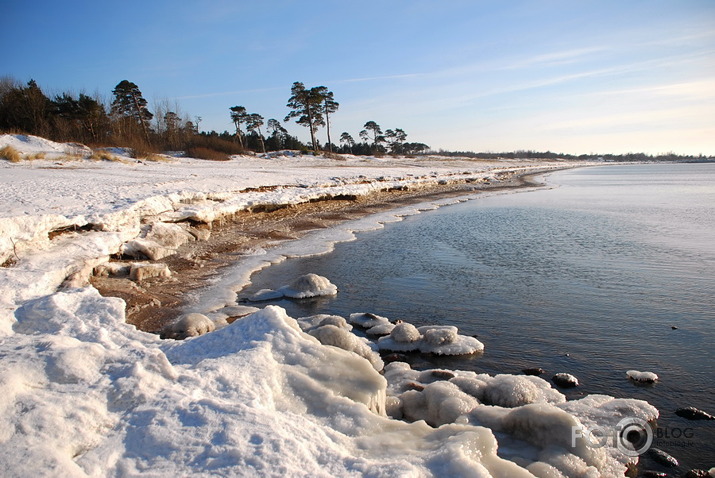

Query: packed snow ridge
[3,135,658,477]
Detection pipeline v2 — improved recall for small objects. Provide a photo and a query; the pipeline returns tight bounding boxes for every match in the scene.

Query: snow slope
[0,135,656,477]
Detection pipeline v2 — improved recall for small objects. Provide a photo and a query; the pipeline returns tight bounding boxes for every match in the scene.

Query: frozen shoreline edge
[190,170,559,320]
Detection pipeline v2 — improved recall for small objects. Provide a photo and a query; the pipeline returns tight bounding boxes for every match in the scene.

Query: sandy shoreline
[91,168,555,333]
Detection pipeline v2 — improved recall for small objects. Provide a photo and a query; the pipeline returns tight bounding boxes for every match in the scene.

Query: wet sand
[91,170,550,333]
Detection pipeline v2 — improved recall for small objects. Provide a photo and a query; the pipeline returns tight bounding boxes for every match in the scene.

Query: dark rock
[671,325,678,330]
[685,470,709,478]
[405,382,425,392]
[522,367,546,376]
[675,406,715,420]
[382,353,408,364]
[648,448,679,467]
[427,370,456,380]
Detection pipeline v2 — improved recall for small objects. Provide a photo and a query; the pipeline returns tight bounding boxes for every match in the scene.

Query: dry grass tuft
[186,146,231,161]
[0,145,23,162]
[91,150,122,162]
[143,153,171,162]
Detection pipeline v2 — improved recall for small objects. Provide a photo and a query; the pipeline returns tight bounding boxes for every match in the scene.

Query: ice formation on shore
[1,135,654,476]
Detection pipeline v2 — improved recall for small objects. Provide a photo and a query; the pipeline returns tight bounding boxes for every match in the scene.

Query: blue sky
[4,0,714,155]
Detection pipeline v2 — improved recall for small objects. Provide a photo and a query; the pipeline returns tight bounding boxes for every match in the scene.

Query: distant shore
[91,166,564,333]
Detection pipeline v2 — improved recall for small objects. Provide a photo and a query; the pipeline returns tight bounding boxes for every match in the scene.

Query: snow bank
[1,291,545,476]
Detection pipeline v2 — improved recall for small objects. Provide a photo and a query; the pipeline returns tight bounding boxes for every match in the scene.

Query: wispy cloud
[329,72,426,84]
[499,47,607,70]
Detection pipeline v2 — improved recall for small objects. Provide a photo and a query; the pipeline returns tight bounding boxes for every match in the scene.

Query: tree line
[0,77,430,158]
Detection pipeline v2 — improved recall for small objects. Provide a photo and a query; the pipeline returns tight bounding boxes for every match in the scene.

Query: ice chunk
[143,222,194,249]
[129,263,171,282]
[121,238,172,261]
[626,370,658,383]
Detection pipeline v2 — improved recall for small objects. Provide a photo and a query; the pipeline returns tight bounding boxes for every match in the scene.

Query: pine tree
[245,113,266,153]
[229,105,248,148]
[312,86,339,152]
[111,80,153,143]
[363,121,384,152]
[285,82,325,152]
[339,132,354,154]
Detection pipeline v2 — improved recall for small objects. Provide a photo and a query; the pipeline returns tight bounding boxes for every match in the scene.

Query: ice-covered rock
[400,381,479,427]
[377,323,484,355]
[675,406,715,420]
[161,313,215,340]
[376,322,422,351]
[479,374,566,407]
[244,274,338,301]
[348,312,392,328]
[626,369,658,383]
[298,314,352,332]
[649,447,679,467]
[279,273,338,298]
[552,372,579,388]
[418,325,484,355]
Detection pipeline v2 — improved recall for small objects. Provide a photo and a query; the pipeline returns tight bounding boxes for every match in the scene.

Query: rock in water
[684,470,710,478]
[641,470,668,478]
[552,373,579,388]
[648,447,679,467]
[675,406,715,420]
[642,471,668,477]
[522,367,546,376]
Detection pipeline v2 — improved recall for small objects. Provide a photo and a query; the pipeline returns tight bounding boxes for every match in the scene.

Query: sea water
[242,163,715,472]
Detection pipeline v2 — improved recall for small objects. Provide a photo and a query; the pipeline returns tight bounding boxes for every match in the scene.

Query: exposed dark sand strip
[91,169,557,333]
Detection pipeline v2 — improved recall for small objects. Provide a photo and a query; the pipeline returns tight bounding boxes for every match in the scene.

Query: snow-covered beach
[0,135,673,477]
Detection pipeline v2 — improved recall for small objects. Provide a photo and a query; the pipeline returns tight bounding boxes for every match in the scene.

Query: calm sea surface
[243,163,715,472]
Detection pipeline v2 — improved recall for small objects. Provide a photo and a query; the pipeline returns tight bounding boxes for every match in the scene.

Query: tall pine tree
[111,80,153,143]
